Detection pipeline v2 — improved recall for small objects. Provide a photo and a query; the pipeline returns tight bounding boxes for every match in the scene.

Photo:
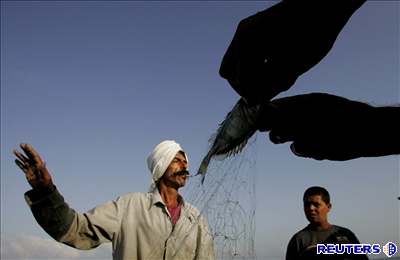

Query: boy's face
[303,195,331,226]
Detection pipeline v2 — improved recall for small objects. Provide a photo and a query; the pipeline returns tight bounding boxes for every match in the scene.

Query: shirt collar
[150,188,185,209]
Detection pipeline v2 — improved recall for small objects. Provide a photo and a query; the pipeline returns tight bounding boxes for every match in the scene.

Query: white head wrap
[147,140,188,192]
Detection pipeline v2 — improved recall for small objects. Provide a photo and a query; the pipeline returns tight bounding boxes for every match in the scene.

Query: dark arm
[25,187,76,241]
[25,186,122,249]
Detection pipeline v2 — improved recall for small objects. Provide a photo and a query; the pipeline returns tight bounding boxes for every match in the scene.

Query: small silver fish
[197,98,262,183]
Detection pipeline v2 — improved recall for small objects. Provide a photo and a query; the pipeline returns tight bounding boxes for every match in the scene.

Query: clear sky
[1,1,399,259]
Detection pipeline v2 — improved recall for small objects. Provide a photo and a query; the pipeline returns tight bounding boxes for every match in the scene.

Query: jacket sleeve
[25,187,124,250]
[194,216,215,260]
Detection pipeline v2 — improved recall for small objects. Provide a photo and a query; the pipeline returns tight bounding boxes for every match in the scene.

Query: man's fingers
[13,149,29,164]
[14,159,36,181]
[16,157,40,184]
[290,143,310,158]
[291,142,345,161]
[15,159,28,172]
[290,142,325,160]
[20,143,43,165]
[257,102,282,132]
[269,130,295,144]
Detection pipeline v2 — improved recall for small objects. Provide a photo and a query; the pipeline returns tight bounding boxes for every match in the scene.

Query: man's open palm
[14,143,54,191]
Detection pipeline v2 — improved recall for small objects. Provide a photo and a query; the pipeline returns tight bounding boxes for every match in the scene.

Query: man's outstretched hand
[14,143,54,192]
[258,93,399,161]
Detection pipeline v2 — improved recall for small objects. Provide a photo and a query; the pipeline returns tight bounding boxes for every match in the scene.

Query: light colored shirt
[25,188,215,260]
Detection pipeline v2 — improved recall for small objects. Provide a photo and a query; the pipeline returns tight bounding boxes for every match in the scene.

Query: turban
[147,140,188,191]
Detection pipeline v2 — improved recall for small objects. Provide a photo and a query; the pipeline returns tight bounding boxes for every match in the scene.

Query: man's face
[159,152,189,189]
[303,195,331,226]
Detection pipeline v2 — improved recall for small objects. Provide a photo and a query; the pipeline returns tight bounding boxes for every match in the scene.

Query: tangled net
[142,135,257,259]
[184,135,257,260]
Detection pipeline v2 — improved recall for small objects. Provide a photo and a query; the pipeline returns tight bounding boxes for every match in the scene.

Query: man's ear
[327,203,332,210]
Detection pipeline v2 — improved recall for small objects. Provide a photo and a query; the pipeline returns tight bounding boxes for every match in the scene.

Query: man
[286,186,368,260]
[14,141,214,260]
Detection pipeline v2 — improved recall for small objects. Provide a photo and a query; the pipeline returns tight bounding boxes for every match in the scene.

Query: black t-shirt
[286,225,368,260]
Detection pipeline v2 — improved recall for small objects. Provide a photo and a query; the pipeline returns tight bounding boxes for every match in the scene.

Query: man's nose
[305,204,315,211]
[179,161,188,170]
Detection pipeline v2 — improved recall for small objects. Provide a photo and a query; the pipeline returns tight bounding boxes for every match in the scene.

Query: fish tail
[196,153,212,184]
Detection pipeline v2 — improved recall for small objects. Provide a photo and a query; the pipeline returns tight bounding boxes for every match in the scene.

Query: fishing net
[183,134,258,260]
[123,134,258,260]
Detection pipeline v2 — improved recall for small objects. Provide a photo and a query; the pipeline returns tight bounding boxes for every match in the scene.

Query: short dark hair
[303,186,330,204]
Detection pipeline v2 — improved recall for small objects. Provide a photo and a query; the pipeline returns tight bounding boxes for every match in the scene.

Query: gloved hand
[257,93,399,160]
[220,0,366,105]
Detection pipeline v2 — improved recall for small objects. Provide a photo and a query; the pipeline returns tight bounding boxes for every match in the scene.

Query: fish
[197,98,262,183]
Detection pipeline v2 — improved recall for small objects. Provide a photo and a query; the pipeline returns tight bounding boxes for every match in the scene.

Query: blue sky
[1,1,399,259]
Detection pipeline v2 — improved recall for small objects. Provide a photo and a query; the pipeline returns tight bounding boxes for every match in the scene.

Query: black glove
[220,0,366,105]
[258,93,399,161]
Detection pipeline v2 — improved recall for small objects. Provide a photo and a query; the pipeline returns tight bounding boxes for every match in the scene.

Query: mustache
[174,170,190,176]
